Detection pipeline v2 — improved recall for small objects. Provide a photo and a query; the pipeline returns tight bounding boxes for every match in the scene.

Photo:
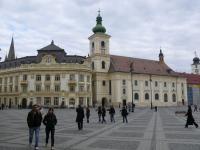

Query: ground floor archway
[22,98,27,108]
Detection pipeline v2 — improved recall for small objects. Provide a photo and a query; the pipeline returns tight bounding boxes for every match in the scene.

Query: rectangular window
[69,74,75,81]
[54,97,59,105]
[172,82,175,87]
[79,97,84,105]
[181,83,184,88]
[102,80,106,86]
[134,80,138,86]
[164,82,167,87]
[70,86,75,92]
[36,84,41,92]
[0,86,2,93]
[0,78,2,84]
[79,74,84,82]
[79,85,84,92]
[44,97,51,105]
[36,97,42,105]
[145,81,148,86]
[155,81,158,87]
[45,85,50,92]
[9,77,13,83]
[15,86,18,92]
[123,88,126,94]
[122,80,126,85]
[109,80,112,95]
[36,75,41,81]
[55,85,60,92]
[45,75,50,81]
[22,85,27,92]
[23,75,27,81]
[55,74,60,81]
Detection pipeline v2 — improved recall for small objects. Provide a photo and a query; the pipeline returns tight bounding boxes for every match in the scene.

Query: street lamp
[150,75,153,109]
[130,62,134,112]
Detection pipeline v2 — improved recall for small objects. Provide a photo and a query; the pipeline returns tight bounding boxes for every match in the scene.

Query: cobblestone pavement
[0,107,200,150]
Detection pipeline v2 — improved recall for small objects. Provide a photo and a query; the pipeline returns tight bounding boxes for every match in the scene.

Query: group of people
[75,105,130,131]
[27,105,57,150]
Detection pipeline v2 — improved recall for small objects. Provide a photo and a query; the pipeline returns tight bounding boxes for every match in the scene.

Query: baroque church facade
[0,12,187,108]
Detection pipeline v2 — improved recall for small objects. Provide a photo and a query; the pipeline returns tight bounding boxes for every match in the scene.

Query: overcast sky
[0,0,199,73]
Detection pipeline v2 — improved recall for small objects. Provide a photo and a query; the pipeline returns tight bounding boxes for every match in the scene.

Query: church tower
[6,37,15,61]
[88,11,111,73]
[191,51,200,74]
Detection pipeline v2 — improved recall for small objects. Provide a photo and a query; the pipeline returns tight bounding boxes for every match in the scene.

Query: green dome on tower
[92,10,106,33]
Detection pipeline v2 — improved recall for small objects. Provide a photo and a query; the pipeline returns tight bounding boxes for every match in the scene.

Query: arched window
[102,61,105,69]
[101,41,105,48]
[134,93,139,100]
[164,93,168,102]
[155,93,159,100]
[172,94,176,102]
[145,93,149,100]
[92,62,94,70]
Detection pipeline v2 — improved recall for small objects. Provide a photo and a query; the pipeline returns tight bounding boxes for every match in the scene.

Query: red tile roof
[109,55,178,76]
[178,73,200,84]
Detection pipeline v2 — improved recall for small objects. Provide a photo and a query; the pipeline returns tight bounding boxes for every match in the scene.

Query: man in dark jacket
[43,107,57,150]
[97,106,102,122]
[102,106,106,124]
[121,106,128,123]
[109,105,115,123]
[76,105,85,130]
[27,104,42,150]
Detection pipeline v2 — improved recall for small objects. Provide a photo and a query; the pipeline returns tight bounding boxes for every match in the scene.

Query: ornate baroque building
[0,12,187,108]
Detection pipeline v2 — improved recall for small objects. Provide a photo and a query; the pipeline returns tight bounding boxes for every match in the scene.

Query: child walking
[43,107,57,150]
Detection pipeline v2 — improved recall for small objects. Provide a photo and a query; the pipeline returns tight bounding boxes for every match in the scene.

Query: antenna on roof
[194,51,198,57]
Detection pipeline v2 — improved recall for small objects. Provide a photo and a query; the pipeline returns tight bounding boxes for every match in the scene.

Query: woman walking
[185,105,198,128]
[43,107,57,150]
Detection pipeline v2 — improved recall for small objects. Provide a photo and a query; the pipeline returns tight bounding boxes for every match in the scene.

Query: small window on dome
[92,42,94,49]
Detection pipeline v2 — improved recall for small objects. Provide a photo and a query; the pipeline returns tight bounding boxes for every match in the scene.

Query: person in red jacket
[27,104,42,150]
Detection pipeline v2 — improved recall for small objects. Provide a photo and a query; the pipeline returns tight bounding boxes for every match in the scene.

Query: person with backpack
[43,107,57,150]
[97,106,102,123]
[27,105,42,150]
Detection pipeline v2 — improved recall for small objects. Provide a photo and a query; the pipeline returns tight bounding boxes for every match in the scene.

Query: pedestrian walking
[86,106,90,123]
[1,103,4,110]
[27,104,42,150]
[97,106,102,122]
[109,105,115,123]
[43,107,57,150]
[185,105,198,128]
[76,105,85,130]
[128,103,131,112]
[121,106,128,123]
[155,106,157,112]
[194,104,198,112]
[102,106,106,124]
